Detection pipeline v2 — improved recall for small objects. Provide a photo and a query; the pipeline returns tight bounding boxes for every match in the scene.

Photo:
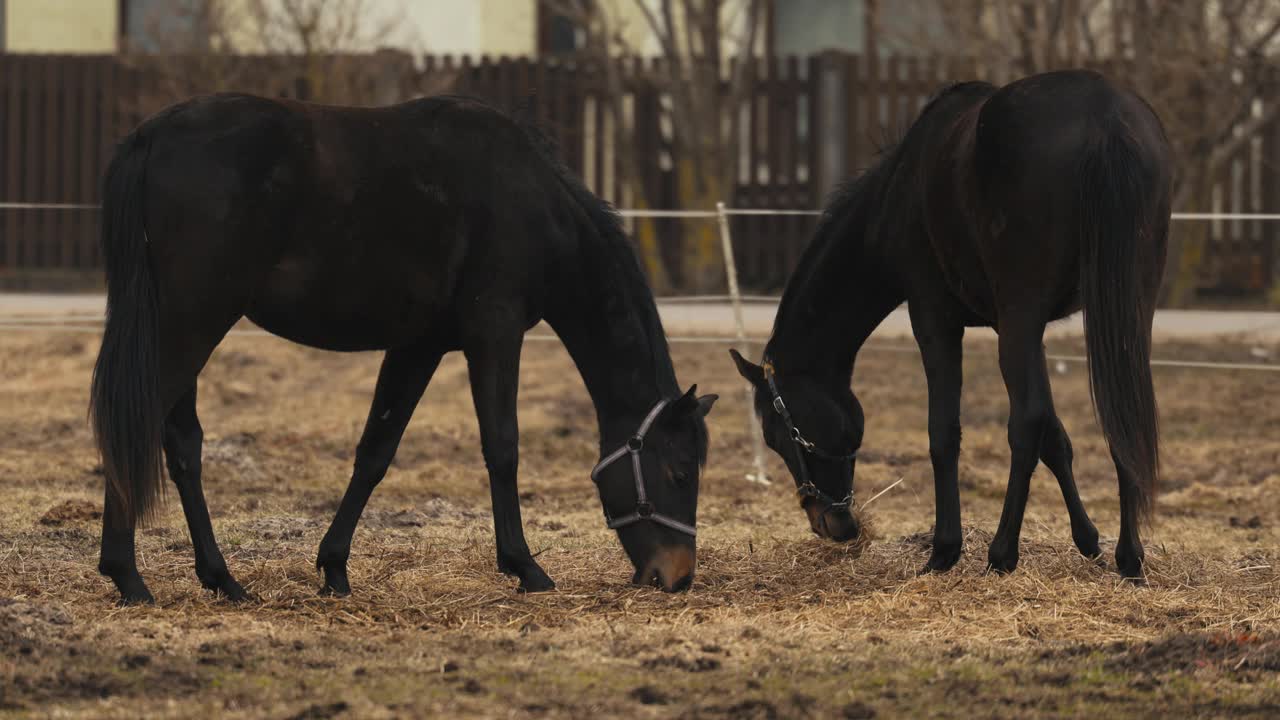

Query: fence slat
[22,56,44,269]
[42,56,61,269]
[77,57,96,268]
[57,58,73,268]
[2,56,22,269]
[1264,103,1280,289]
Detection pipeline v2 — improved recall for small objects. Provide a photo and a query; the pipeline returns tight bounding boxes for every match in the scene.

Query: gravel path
[2,293,1278,342]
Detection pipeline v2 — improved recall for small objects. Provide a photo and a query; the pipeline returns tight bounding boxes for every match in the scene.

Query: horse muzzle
[633,545,696,592]
[803,499,861,543]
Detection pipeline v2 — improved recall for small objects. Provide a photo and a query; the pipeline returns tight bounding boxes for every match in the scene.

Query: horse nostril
[639,545,696,592]
[823,512,861,543]
[802,501,829,537]
[633,567,662,588]
[664,572,694,593]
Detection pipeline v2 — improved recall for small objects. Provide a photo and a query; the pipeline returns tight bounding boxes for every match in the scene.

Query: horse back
[136,94,564,351]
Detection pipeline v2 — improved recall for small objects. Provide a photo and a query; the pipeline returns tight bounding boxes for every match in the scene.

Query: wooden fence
[0,52,1277,297]
[0,56,136,276]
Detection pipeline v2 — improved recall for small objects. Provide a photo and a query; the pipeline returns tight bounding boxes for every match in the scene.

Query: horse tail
[1077,117,1162,525]
[90,132,163,525]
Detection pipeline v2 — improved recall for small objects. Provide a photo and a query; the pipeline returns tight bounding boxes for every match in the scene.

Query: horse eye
[673,471,688,484]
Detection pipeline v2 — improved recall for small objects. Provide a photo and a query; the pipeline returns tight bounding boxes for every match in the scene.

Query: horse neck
[765,182,905,384]
[546,242,679,442]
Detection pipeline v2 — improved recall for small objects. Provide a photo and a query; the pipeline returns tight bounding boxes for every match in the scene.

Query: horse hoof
[117,589,156,606]
[318,584,351,598]
[1116,543,1145,582]
[202,572,251,603]
[1116,557,1145,583]
[516,570,556,594]
[217,580,253,604]
[1073,529,1102,561]
[986,546,1019,575]
[919,542,962,574]
[112,574,155,606]
[318,574,352,597]
[1077,540,1103,560]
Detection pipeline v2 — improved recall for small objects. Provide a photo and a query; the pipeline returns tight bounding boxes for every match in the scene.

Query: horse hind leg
[1114,449,1146,581]
[164,384,248,601]
[987,318,1052,574]
[316,342,442,596]
[910,306,965,574]
[99,490,153,605]
[1037,409,1102,561]
[98,304,239,604]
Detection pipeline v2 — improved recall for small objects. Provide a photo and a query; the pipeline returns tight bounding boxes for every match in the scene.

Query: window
[537,0,590,56]
[120,0,208,52]
[772,0,866,55]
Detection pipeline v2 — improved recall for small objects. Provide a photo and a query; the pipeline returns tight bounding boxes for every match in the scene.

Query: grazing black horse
[731,70,1171,579]
[91,93,716,604]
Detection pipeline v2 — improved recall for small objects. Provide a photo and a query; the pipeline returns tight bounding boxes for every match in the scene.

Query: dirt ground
[1,327,1277,718]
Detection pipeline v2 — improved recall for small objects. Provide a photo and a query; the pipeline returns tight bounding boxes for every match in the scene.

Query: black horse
[731,70,1171,579]
[91,93,716,604]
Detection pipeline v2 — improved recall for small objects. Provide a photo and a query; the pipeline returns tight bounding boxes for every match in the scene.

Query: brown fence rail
[1,52,1278,297]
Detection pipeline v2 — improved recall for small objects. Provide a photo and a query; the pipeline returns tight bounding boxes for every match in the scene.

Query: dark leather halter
[591,399,697,537]
[762,357,857,513]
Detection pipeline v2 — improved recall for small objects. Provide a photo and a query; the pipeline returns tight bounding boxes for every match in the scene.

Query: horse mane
[767,81,996,373]
[769,137,904,329]
[515,106,682,399]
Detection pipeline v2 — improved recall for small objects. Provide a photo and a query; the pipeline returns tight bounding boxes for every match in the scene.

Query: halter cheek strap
[762,357,857,512]
[591,399,698,537]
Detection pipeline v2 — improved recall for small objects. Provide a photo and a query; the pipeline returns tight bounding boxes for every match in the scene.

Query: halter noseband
[591,398,697,537]
[762,357,857,512]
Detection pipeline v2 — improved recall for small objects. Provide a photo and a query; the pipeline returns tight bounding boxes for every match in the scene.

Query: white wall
[5,0,118,53]
[410,0,535,56]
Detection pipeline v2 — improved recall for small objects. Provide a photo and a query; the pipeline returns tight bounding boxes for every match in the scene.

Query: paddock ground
[1,328,1277,718]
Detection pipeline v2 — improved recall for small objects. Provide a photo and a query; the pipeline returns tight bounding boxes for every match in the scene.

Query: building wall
[4,0,118,53]
[774,0,866,55]
[2,0,758,58]
[211,0,535,56]
[411,0,535,56]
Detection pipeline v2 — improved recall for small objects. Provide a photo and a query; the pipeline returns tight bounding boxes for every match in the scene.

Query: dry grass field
[1,326,1278,718]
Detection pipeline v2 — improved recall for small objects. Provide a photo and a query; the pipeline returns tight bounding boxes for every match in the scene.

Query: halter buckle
[791,428,815,452]
[772,396,787,415]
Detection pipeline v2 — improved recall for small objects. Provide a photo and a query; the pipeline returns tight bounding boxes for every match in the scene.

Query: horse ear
[729,349,766,388]
[667,384,698,415]
[696,394,718,417]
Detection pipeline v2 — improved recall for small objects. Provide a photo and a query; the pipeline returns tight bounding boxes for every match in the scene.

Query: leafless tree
[123,0,431,112]
[540,0,764,292]
[242,0,412,103]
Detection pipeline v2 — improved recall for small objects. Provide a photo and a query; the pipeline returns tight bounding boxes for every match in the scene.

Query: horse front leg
[316,342,441,596]
[464,321,554,593]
